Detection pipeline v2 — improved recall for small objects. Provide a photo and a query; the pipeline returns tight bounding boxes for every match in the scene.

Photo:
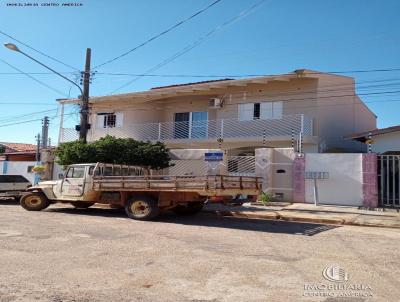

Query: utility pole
[41,116,49,148]
[35,133,41,162]
[79,48,91,142]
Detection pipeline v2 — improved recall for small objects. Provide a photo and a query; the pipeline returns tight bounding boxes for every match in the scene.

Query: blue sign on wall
[204,152,224,161]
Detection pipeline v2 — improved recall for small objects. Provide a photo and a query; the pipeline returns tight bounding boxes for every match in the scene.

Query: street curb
[203,209,400,229]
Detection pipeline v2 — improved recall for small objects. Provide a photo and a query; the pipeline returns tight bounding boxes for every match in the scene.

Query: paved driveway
[0,201,399,302]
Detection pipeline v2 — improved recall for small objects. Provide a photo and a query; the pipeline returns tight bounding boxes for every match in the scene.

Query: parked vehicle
[20,163,262,220]
[0,175,31,200]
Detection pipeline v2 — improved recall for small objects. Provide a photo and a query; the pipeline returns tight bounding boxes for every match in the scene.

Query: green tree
[55,135,171,170]
[0,145,5,154]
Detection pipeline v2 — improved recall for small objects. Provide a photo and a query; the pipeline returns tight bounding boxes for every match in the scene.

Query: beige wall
[255,148,296,202]
[314,74,376,151]
[90,78,321,124]
[88,73,376,153]
[371,131,400,154]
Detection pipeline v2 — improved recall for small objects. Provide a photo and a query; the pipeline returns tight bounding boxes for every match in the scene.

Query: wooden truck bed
[92,175,262,196]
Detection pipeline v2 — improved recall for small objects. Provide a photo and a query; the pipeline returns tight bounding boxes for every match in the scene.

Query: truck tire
[20,192,50,211]
[173,202,204,215]
[70,202,95,209]
[125,195,159,221]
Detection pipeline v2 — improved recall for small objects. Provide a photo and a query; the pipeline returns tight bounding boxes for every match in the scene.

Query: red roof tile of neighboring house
[0,142,37,152]
[151,78,234,90]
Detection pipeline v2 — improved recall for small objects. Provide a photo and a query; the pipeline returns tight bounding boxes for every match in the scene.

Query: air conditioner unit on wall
[209,98,222,108]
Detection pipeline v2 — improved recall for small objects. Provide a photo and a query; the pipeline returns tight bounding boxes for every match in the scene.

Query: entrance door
[174,112,190,139]
[61,166,86,197]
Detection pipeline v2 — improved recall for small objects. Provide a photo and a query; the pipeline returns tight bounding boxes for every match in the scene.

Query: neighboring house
[0,142,37,161]
[346,125,400,154]
[0,142,38,184]
[59,69,376,154]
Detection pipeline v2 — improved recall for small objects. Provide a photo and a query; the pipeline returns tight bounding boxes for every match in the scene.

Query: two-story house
[59,69,376,155]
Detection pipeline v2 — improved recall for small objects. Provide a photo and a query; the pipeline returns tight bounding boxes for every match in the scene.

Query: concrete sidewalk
[204,202,400,229]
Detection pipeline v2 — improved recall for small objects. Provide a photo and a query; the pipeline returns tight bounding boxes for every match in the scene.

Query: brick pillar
[293,155,305,203]
[362,153,378,208]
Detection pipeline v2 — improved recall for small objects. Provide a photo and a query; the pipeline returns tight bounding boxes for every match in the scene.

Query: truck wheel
[125,195,159,221]
[70,202,95,209]
[173,202,204,215]
[20,193,50,211]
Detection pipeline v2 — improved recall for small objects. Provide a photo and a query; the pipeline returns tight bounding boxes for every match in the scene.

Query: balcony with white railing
[59,114,313,144]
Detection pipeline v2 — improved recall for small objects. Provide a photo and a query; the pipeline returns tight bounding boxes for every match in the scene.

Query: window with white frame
[96,112,124,128]
[174,111,208,139]
[238,101,282,121]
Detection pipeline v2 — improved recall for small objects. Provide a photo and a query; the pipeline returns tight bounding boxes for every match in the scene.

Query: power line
[0,102,57,105]
[92,96,400,115]
[110,0,268,93]
[3,97,400,129]
[1,68,400,78]
[96,87,400,115]
[0,71,76,75]
[95,68,400,78]
[0,30,80,71]
[0,108,58,123]
[97,75,400,102]
[0,112,76,128]
[0,58,69,97]
[93,0,223,69]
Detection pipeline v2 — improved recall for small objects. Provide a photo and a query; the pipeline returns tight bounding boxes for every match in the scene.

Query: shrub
[55,135,171,170]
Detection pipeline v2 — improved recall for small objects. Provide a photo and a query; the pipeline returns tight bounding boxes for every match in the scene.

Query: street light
[4,43,83,95]
[4,42,89,142]
[4,43,20,52]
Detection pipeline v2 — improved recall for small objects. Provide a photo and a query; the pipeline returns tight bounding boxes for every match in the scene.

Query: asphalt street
[0,201,399,302]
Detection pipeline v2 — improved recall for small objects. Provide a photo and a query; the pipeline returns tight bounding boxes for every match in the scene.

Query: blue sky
[0,0,399,144]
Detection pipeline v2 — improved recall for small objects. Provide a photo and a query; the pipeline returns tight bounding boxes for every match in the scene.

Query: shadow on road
[0,198,19,205]
[46,206,339,236]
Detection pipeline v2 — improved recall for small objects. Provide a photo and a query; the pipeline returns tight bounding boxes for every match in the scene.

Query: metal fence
[227,156,256,176]
[59,114,313,144]
[165,159,209,176]
[378,155,400,207]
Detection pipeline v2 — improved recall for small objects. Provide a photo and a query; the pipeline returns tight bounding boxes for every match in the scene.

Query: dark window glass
[88,166,96,175]
[253,103,260,119]
[104,114,116,128]
[104,167,113,176]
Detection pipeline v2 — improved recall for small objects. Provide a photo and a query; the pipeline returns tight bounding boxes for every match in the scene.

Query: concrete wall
[304,154,363,206]
[371,131,400,154]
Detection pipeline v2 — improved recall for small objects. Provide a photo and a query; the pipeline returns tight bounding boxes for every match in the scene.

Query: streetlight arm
[18,50,83,96]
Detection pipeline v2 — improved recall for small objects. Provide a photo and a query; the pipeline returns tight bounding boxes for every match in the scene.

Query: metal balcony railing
[59,114,313,143]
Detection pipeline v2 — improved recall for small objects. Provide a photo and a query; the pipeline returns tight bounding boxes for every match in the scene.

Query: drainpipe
[2,159,8,174]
